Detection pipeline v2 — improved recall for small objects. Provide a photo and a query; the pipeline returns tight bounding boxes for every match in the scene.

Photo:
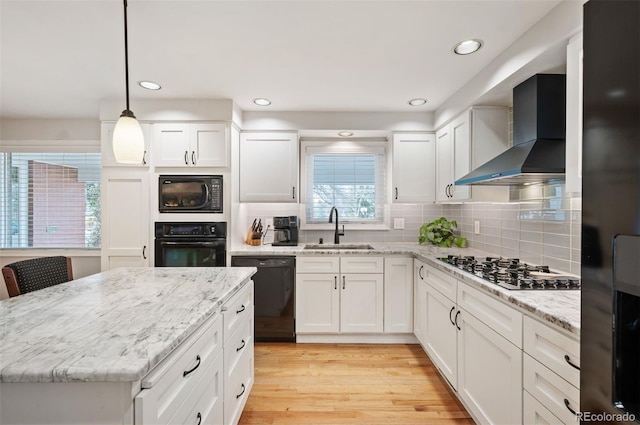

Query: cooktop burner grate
[440,255,581,290]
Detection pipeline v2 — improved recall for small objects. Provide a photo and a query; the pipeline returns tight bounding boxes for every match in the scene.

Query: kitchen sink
[303,244,375,250]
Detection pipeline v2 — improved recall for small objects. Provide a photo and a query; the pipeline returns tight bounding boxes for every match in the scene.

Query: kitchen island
[0,266,256,425]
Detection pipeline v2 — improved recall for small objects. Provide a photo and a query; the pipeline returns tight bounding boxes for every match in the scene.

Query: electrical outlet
[394,218,405,230]
[474,220,481,234]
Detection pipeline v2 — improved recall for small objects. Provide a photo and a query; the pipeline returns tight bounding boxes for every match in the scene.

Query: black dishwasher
[231,256,295,342]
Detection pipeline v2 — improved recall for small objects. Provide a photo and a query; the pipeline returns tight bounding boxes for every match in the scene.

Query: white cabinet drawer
[224,307,254,383]
[523,354,579,424]
[425,265,457,301]
[166,351,224,425]
[224,345,254,425]
[457,282,522,347]
[223,282,254,343]
[340,256,383,273]
[523,316,580,387]
[296,256,340,273]
[136,314,223,425]
[523,389,563,425]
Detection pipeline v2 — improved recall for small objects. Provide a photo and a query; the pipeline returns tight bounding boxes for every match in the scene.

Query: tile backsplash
[238,181,581,275]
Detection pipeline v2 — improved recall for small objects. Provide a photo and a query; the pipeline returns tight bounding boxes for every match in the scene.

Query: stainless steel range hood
[456,74,566,186]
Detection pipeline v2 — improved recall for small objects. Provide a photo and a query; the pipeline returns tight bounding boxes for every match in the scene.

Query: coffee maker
[272,216,299,246]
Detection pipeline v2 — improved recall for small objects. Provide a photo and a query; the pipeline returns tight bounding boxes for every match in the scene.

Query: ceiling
[0,0,564,120]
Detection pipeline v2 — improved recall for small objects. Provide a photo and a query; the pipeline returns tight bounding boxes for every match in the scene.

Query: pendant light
[112,0,144,164]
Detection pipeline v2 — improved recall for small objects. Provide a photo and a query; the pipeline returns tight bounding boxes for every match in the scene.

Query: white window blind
[304,144,386,224]
[0,153,101,248]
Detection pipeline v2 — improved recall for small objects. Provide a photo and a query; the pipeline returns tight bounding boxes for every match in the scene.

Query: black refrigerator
[582,0,640,423]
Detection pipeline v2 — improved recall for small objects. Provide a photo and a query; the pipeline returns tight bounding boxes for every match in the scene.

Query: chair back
[2,256,73,297]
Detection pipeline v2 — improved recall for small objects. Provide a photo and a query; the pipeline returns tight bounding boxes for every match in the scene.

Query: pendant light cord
[123,0,131,112]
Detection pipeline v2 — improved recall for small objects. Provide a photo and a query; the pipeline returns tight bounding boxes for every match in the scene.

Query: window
[0,153,101,248]
[302,141,388,227]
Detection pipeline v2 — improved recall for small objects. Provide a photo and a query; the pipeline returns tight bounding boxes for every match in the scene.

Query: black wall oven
[155,222,227,267]
[159,175,223,213]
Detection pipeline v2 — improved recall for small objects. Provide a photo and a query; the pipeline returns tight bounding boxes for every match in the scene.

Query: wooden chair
[2,256,73,298]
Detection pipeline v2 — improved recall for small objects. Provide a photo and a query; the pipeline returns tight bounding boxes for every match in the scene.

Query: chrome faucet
[328,206,345,244]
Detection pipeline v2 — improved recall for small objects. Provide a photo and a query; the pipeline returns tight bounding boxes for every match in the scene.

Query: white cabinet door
[392,133,436,203]
[190,123,228,167]
[101,170,150,270]
[101,121,150,167]
[413,260,428,347]
[153,123,191,167]
[295,273,339,333]
[424,283,458,389]
[383,257,413,333]
[435,125,452,202]
[240,132,298,202]
[340,274,384,333]
[457,308,522,425]
[450,114,471,201]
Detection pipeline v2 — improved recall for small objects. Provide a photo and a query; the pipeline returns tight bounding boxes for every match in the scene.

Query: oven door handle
[158,241,224,247]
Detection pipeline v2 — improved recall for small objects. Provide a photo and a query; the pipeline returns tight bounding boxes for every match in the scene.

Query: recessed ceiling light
[408,98,427,106]
[138,80,161,90]
[253,98,271,106]
[453,39,483,55]
[338,131,354,137]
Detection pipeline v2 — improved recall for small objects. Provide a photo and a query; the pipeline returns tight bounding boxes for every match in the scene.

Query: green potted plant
[418,217,467,248]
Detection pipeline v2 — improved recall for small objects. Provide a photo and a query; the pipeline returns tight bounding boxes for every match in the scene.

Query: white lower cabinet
[413,259,428,347]
[383,256,413,333]
[424,279,458,388]
[296,256,383,334]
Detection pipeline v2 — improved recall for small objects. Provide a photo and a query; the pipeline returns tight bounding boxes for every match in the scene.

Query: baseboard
[295,333,418,344]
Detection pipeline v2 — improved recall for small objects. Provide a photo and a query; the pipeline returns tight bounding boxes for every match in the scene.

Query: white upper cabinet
[153,123,228,168]
[101,121,151,167]
[436,107,510,203]
[565,32,583,193]
[239,132,298,202]
[392,133,436,203]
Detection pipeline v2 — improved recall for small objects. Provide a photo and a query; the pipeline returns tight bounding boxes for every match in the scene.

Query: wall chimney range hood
[456,74,567,186]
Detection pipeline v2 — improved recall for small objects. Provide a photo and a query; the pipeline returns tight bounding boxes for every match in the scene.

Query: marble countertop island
[0,267,256,384]
[230,242,580,337]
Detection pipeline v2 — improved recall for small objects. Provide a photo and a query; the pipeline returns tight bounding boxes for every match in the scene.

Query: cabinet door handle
[236,339,246,352]
[564,354,580,370]
[445,184,449,198]
[184,150,189,165]
[564,398,577,415]
[196,412,202,425]
[395,187,398,200]
[342,276,346,290]
[449,306,456,326]
[292,186,296,199]
[191,151,196,166]
[142,150,147,165]
[236,304,246,314]
[183,355,201,377]
[142,246,147,259]
[419,265,424,280]
[236,383,246,399]
[334,276,337,290]
[454,310,461,330]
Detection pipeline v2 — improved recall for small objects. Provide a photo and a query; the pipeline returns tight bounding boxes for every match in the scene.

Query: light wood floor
[239,343,474,425]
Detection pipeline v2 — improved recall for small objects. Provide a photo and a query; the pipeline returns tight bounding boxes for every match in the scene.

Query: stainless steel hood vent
[456,74,566,186]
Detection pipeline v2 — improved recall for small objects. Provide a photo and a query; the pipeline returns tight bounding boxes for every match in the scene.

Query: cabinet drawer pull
[236,339,246,352]
[449,306,456,326]
[143,245,147,259]
[196,412,202,425]
[236,383,246,399]
[334,276,337,290]
[292,186,296,199]
[184,150,189,165]
[142,150,147,165]
[342,276,346,290]
[564,354,580,370]
[419,265,424,280]
[183,355,201,377]
[395,187,398,200]
[236,304,246,314]
[191,151,196,165]
[454,310,461,330]
[564,398,577,415]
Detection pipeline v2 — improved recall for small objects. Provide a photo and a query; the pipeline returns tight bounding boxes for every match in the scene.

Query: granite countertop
[0,267,256,384]
[230,242,580,337]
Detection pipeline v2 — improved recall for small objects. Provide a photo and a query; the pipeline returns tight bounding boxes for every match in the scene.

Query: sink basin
[303,244,375,250]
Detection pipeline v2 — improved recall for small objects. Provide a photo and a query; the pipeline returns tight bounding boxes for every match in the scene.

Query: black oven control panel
[155,222,227,238]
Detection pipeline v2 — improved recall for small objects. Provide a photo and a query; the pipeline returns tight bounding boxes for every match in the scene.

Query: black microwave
[159,175,223,213]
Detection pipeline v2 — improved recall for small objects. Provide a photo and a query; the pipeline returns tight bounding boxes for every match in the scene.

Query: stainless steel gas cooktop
[440,255,581,290]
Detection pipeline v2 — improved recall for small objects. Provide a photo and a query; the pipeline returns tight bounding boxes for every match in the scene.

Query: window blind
[305,148,386,224]
[0,153,101,248]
